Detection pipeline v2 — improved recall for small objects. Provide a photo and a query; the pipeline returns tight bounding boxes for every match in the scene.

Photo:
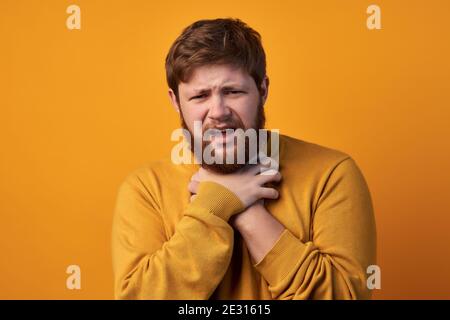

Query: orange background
[1,0,449,299]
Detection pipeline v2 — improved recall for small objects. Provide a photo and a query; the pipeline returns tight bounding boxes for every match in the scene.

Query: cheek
[181,104,209,126]
[231,97,260,127]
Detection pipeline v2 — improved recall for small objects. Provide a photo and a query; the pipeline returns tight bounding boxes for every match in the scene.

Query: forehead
[179,64,254,91]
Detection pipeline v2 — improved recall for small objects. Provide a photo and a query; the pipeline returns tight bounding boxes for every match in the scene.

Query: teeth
[211,129,234,138]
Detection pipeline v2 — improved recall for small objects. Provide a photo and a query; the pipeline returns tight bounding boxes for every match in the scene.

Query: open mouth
[219,128,234,136]
[209,127,237,144]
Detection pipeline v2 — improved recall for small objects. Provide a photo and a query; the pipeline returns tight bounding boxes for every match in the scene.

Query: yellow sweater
[112,135,376,299]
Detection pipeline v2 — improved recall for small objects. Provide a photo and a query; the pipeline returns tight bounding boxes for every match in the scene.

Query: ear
[260,76,269,105]
[168,89,181,113]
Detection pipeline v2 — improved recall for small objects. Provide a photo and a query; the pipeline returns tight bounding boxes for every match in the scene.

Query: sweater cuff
[253,229,311,285]
[190,181,244,222]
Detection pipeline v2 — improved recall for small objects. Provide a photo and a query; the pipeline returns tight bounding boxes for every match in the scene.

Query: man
[112,18,376,299]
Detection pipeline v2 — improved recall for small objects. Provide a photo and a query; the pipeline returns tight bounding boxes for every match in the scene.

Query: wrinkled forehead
[179,64,254,92]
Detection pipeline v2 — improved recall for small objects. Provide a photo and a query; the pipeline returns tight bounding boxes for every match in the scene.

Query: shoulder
[279,135,372,209]
[115,159,180,215]
[278,135,370,190]
[117,158,194,199]
[121,158,181,186]
[280,134,351,170]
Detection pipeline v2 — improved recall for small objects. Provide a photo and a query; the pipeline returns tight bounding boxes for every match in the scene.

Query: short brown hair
[165,18,267,99]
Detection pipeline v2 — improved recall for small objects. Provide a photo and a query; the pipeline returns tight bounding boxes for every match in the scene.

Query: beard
[180,98,266,174]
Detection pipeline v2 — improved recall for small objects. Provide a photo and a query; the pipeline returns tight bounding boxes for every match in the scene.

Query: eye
[190,94,207,100]
[225,90,244,95]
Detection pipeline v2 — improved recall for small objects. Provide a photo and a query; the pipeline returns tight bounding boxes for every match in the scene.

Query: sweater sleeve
[253,157,377,299]
[112,171,244,300]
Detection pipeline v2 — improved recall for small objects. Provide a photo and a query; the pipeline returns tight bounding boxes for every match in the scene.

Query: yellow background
[1,0,449,299]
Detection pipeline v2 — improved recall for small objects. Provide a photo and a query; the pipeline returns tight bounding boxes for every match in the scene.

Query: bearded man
[112,18,376,300]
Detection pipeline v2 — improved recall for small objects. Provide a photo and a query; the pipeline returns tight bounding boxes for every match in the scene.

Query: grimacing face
[168,64,269,173]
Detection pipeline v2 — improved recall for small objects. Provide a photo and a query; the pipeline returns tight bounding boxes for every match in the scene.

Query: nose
[207,94,232,122]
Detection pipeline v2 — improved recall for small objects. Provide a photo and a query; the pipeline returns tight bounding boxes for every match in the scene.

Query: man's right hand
[188,164,282,209]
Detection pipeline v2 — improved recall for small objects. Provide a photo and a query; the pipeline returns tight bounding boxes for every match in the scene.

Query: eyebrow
[191,84,246,94]
[222,85,245,91]
[191,89,210,95]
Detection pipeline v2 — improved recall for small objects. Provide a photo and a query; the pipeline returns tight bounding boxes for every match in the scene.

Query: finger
[259,156,274,167]
[259,158,279,174]
[190,194,198,202]
[248,160,279,176]
[259,187,279,200]
[247,164,263,175]
[188,180,199,194]
[257,171,282,184]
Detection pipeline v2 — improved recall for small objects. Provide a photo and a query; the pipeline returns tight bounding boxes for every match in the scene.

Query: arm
[112,172,243,300]
[234,157,377,300]
[230,200,285,265]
